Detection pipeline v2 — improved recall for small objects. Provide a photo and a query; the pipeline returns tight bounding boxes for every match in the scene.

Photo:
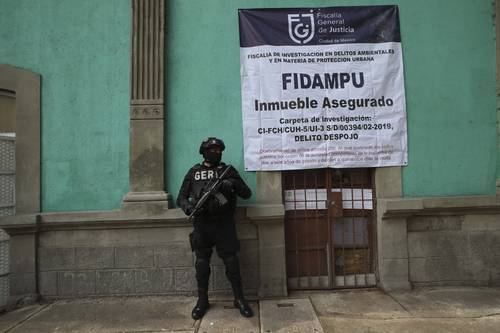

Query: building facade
[0,0,499,301]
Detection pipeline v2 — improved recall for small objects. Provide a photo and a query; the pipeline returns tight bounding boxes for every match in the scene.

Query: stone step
[260,298,324,333]
[197,301,259,333]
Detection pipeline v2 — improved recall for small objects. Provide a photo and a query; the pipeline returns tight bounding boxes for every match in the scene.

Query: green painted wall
[497,146,500,183]
[166,0,498,201]
[0,0,130,211]
[400,1,497,196]
[0,0,496,212]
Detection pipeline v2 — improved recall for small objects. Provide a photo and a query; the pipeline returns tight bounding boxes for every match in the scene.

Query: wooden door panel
[284,168,376,289]
[286,249,328,277]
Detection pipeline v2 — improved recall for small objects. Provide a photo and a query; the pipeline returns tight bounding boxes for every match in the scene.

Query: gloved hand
[185,204,195,216]
[219,179,234,194]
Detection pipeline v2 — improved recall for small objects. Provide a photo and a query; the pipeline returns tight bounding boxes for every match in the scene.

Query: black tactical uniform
[177,137,253,320]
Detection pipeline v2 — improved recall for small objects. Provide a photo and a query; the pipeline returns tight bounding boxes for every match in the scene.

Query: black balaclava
[203,148,222,165]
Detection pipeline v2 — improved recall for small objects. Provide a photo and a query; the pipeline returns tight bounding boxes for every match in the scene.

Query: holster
[189,232,196,252]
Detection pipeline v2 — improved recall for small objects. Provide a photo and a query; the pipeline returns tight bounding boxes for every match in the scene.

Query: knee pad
[195,258,211,276]
[223,255,241,276]
[223,254,238,265]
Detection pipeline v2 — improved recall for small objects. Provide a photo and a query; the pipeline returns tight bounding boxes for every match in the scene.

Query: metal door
[0,91,15,218]
[283,168,376,289]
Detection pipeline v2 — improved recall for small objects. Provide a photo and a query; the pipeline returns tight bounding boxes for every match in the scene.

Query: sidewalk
[0,287,499,333]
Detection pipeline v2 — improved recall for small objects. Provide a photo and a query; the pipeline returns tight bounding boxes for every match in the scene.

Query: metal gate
[0,134,15,218]
[283,168,376,289]
[0,90,16,218]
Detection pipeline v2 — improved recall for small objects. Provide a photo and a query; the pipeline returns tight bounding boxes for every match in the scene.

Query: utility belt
[189,215,235,252]
[192,212,233,224]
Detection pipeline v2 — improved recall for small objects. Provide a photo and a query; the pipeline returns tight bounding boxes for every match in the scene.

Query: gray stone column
[375,167,411,290]
[248,172,287,297]
[123,0,171,212]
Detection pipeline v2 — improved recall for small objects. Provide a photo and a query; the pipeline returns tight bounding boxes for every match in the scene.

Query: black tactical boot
[234,298,253,318]
[193,256,211,320]
[222,255,253,317]
[191,298,209,320]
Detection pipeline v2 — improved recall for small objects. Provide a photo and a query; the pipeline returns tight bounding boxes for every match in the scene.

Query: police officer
[177,137,253,320]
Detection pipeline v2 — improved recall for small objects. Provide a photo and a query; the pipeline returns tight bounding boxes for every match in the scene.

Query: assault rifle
[188,165,233,220]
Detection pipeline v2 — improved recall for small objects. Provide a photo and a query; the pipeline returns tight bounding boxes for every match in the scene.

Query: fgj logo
[288,13,315,44]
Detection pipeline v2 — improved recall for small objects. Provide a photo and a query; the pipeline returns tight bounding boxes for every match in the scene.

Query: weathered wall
[0,0,130,212]
[5,210,260,299]
[496,0,500,187]
[378,196,500,291]
[9,233,36,296]
[408,215,500,287]
[37,231,258,298]
[0,0,497,212]
[400,1,497,197]
[165,0,498,204]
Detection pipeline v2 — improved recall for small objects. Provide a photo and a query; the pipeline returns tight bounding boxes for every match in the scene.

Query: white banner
[239,6,408,171]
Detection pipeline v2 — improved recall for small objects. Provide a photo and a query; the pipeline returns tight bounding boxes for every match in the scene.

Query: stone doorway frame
[255,167,404,293]
[0,65,40,215]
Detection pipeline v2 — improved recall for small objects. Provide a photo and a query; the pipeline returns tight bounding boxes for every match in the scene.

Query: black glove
[185,204,195,216]
[219,179,234,194]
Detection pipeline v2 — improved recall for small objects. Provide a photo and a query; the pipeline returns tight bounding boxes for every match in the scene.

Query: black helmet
[199,137,225,154]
